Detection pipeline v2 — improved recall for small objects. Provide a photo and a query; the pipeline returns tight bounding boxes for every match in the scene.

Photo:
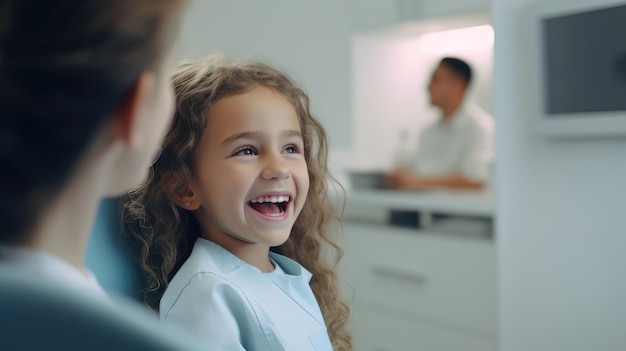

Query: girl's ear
[164,171,201,211]
[173,185,201,211]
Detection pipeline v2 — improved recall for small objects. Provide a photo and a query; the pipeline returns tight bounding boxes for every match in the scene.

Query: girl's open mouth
[248,195,290,218]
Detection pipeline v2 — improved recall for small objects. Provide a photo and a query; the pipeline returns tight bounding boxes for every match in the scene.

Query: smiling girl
[123,57,351,351]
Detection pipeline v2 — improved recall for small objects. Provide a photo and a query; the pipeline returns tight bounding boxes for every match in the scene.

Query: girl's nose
[261,154,291,180]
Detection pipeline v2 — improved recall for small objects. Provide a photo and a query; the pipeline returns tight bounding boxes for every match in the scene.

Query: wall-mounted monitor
[528,0,626,138]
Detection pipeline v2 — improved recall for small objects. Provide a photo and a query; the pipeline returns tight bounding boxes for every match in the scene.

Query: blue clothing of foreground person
[0,268,201,350]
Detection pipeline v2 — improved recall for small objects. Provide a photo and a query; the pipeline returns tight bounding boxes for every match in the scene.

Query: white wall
[397,0,490,20]
[179,0,396,150]
[493,0,626,350]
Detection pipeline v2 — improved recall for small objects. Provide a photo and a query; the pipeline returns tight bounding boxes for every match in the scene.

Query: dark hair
[440,57,472,86]
[0,0,184,244]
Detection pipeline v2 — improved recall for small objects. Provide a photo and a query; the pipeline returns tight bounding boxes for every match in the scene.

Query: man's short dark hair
[440,57,472,87]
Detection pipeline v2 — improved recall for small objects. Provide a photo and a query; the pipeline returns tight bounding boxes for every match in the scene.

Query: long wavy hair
[123,56,352,350]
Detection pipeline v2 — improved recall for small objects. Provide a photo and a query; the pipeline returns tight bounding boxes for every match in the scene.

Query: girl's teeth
[250,195,290,203]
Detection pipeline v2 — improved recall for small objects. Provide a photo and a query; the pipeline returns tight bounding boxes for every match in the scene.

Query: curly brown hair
[122,56,352,350]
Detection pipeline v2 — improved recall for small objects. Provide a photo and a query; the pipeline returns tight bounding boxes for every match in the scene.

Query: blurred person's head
[427,57,472,117]
[0,0,185,245]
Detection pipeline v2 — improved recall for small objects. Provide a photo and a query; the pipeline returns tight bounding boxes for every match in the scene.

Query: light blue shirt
[160,238,333,351]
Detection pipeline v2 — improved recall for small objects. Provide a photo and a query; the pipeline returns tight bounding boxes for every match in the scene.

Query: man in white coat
[386,57,494,190]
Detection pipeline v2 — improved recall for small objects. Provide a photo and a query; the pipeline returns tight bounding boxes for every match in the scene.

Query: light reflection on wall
[418,25,494,54]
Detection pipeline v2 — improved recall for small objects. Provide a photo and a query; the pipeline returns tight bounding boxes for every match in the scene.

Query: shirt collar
[439,103,469,129]
[195,237,311,281]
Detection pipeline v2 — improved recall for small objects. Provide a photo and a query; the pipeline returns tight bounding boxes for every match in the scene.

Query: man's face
[427,64,457,108]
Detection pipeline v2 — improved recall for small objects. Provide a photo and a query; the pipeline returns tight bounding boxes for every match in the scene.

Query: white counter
[342,188,495,228]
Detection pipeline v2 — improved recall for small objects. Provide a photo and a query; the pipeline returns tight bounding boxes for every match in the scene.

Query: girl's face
[189,85,310,252]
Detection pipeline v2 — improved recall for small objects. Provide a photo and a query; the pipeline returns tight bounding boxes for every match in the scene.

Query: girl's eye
[283,145,301,154]
[233,146,257,156]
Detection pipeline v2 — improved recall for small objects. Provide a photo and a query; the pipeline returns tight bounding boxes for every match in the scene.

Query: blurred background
[87,0,626,350]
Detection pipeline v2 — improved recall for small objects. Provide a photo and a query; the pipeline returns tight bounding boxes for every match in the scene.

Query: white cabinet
[350,304,496,351]
[339,221,497,351]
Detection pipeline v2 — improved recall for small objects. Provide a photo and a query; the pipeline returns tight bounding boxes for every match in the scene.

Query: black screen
[543,4,626,115]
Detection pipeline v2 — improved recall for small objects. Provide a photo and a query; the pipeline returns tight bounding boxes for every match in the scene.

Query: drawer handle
[370,265,428,284]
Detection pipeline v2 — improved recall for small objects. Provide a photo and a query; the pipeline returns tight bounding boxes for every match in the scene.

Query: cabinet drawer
[339,222,497,335]
[349,302,497,351]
